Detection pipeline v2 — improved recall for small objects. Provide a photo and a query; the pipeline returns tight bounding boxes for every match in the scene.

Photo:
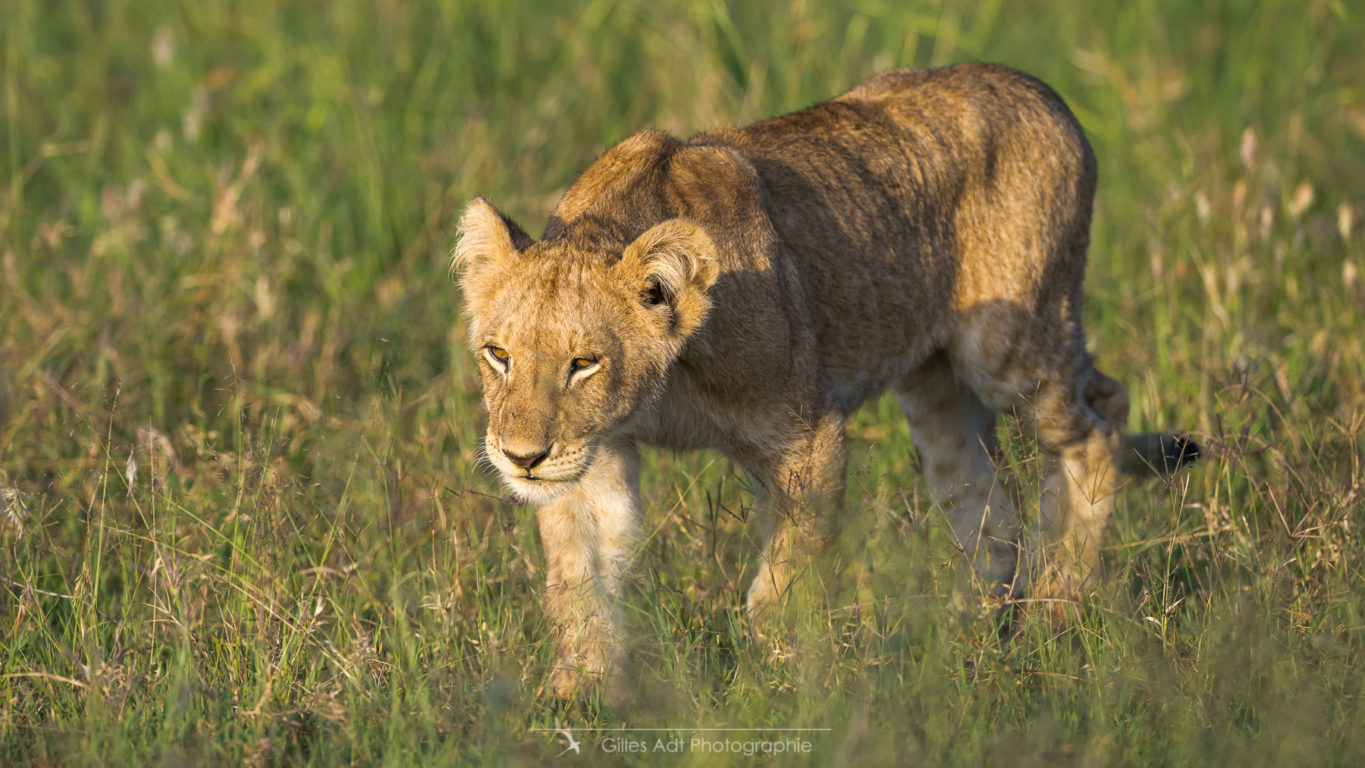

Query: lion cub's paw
[548,636,626,701]
[548,661,599,700]
[547,668,582,699]
[1025,564,1089,627]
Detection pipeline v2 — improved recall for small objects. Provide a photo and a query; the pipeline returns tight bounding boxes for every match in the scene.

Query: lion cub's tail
[1117,433,1202,478]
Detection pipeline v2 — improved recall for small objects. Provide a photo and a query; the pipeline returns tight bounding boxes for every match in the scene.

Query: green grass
[2,0,1363,764]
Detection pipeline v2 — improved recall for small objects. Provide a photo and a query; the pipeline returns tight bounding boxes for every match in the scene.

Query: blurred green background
[2,0,1363,765]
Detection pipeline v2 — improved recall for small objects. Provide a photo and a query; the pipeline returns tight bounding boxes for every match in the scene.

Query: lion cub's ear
[617,219,720,339]
[452,197,534,278]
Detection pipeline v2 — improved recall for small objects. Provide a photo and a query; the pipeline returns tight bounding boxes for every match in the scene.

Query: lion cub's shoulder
[545,131,767,251]
[549,131,681,230]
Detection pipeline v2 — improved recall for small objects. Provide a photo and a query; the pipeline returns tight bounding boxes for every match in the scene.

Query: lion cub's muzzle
[486,434,596,502]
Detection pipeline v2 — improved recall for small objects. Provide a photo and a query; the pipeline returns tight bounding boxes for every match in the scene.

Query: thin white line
[530,728,831,732]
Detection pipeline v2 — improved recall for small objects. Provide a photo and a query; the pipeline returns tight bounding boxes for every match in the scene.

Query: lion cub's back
[721,62,1096,283]
[827,61,1098,300]
[697,63,1098,401]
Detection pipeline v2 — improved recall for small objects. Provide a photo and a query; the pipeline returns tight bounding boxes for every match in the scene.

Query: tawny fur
[454,63,1193,697]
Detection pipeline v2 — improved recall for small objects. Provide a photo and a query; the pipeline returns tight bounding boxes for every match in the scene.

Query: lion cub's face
[453,198,719,503]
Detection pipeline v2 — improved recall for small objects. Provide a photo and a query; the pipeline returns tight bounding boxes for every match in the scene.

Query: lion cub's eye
[484,345,510,370]
[569,357,599,374]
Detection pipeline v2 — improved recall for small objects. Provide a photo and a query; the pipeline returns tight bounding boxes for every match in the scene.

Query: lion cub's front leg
[536,442,642,698]
[743,411,846,641]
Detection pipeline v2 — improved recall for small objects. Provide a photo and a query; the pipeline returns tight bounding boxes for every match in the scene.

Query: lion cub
[454,63,1196,697]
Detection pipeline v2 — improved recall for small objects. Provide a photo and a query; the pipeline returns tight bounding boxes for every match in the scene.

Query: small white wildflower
[1239,127,1257,171]
[1194,190,1211,226]
[183,88,208,143]
[1289,181,1314,220]
[152,26,174,68]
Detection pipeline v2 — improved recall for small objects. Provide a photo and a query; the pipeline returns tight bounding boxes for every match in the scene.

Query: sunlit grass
[2,0,1363,764]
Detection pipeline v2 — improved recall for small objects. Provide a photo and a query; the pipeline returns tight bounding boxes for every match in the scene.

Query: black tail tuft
[1117,432,1202,478]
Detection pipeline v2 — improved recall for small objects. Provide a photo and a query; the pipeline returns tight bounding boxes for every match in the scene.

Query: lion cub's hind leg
[896,354,1022,608]
[1020,366,1126,623]
[964,336,1128,624]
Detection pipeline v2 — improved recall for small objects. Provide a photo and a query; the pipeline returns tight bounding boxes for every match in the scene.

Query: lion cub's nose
[502,445,551,471]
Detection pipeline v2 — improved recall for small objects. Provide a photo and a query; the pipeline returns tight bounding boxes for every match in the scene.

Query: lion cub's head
[453,198,719,503]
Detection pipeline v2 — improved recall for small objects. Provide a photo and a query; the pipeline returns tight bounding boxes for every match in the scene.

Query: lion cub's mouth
[499,469,586,504]
[516,469,571,484]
